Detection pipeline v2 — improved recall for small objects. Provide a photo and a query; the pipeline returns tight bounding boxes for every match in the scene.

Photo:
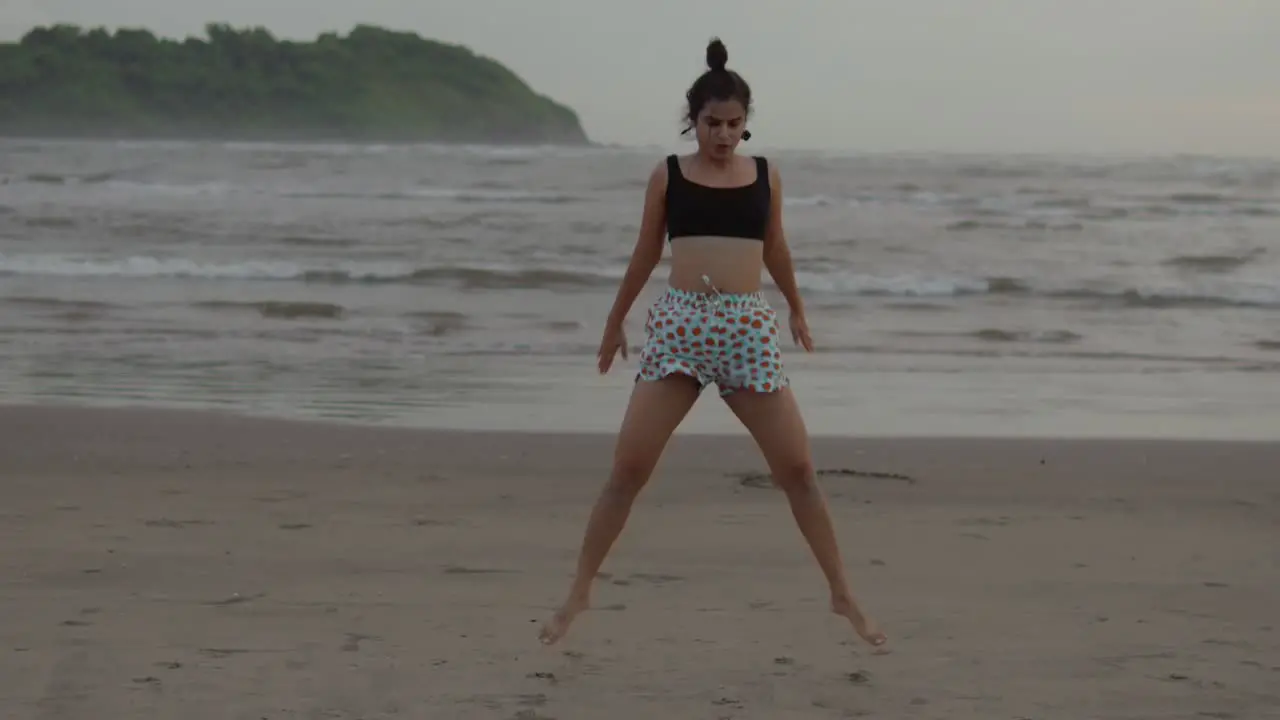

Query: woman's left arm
[763,161,805,316]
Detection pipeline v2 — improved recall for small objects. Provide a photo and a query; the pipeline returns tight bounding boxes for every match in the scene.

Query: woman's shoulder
[643,156,672,196]
[754,155,781,184]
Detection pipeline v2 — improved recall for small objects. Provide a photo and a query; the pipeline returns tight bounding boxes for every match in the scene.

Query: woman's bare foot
[538,593,590,645]
[831,594,887,649]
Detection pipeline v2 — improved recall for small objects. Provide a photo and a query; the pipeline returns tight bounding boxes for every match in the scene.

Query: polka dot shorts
[636,286,789,396]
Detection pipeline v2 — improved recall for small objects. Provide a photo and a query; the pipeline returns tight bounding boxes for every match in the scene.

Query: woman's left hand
[789,309,814,352]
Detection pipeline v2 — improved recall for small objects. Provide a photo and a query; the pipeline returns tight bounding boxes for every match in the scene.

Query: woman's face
[695,99,748,160]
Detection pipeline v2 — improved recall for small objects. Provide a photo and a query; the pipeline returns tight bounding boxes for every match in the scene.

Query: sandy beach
[1,404,1278,719]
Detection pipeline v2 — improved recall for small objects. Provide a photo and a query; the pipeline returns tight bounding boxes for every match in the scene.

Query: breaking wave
[3,252,1276,309]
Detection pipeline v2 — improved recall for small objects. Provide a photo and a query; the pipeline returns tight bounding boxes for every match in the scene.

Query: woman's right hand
[596,322,628,374]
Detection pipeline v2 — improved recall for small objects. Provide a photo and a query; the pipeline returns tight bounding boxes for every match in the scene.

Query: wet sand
[2,404,1278,719]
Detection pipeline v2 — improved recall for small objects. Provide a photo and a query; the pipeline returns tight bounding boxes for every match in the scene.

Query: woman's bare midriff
[665,236,765,294]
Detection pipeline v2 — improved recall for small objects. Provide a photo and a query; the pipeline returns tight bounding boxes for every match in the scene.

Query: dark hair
[682,37,753,140]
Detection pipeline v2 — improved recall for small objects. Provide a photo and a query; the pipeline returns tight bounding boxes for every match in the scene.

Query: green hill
[0,23,590,144]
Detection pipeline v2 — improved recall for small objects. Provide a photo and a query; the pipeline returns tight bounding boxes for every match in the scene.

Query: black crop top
[665,154,771,242]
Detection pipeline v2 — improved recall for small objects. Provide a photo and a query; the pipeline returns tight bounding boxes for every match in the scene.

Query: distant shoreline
[1,23,591,146]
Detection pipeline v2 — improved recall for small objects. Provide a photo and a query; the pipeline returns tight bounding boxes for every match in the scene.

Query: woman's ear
[742,130,752,141]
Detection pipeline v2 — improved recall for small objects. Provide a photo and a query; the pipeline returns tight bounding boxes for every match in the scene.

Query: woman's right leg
[539,374,702,645]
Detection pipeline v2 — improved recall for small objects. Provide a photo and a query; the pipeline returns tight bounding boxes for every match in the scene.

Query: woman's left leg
[721,386,887,648]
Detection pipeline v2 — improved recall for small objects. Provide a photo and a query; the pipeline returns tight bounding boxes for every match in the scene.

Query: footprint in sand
[411,517,451,527]
[144,518,212,528]
[627,572,685,585]
[731,467,916,491]
[204,592,266,607]
[510,711,555,720]
[197,648,255,659]
[516,693,549,708]
[443,565,515,575]
[340,633,378,652]
[957,516,1012,527]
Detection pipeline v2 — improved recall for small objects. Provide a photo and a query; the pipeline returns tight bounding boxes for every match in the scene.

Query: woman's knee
[607,452,657,497]
[772,457,817,494]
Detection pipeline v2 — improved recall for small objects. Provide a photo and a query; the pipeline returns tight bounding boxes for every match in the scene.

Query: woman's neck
[693,151,735,170]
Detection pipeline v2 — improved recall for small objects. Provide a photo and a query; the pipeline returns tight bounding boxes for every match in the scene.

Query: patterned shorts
[636,286,789,396]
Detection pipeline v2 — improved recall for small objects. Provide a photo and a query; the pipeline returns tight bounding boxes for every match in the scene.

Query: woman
[539,38,886,650]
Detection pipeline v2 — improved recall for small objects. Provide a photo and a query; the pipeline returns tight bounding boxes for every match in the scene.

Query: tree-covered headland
[0,23,590,144]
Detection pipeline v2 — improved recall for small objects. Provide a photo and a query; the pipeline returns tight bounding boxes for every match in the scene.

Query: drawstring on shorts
[701,274,727,334]
[700,273,725,307]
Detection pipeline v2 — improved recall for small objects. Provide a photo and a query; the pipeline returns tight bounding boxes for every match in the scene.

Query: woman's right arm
[605,160,668,329]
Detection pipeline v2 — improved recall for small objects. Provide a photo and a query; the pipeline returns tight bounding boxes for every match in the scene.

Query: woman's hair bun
[705,38,728,72]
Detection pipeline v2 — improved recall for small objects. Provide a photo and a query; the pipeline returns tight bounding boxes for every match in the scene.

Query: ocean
[2,139,1278,439]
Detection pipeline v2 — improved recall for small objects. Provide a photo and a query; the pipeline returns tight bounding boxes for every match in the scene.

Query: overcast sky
[4,0,1278,156]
